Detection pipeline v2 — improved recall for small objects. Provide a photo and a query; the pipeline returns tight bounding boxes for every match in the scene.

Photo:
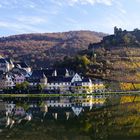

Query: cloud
[101,12,140,34]
[66,18,78,24]
[16,16,47,25]
[0,0,37,9]
[114,1,126,14]
[0,20,45,34]
[52,0,113,6]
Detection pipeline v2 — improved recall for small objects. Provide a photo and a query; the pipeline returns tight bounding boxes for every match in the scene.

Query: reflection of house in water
[0,96,106,127]
[0,101,14,129]
[0,114,7,130]
[41,96,104,119]
[72,96,106,108]
[27,104,43,119]
[45,97,72,108]
[5,102,16,115]
[14,106,25,116]
[72,107,83,116]
[0,102,6,113]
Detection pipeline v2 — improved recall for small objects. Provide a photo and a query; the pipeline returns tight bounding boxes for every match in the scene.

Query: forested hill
[56,28,140,84]
[0,30,106,68]
[89,27,140,83]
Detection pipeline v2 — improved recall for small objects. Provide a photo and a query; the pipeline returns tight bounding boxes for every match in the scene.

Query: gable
[71,73,82,83]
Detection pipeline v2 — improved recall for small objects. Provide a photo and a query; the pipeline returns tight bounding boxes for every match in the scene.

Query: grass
[0,91,140,98]
[0,93,89,98]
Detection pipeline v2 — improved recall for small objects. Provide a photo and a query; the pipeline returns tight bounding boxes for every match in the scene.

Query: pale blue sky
[0,0,139,36]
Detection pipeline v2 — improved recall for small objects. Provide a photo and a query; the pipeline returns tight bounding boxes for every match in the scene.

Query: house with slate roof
[27,70,47,86]
[0,57,32,89]
[0,57,14,72]
[92,79,105,93]
[0,72,15,89]
[28,69,105,93]
[41,68,74,77]
[14,62,31,73]
[42,96,94,118]
[70,76,93,93]
[28,68,74,89]
[46,76,72,92]
[14,73,26,85]
[0,57,105,92]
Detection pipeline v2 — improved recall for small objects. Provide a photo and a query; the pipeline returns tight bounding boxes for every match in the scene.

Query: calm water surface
[0,95,140,140]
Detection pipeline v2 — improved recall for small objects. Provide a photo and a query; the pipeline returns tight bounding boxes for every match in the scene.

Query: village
[0,57,105,94]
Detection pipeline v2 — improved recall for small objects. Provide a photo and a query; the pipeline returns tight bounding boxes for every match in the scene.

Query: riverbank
[0,93,89,98]
[0,91,140,98]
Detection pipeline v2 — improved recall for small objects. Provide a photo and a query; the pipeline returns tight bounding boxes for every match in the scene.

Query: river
[0,95,140,140]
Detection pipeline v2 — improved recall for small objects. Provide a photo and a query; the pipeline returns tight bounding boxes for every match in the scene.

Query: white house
[71,73,82,83]
[46,77,72,92]
[5,103,16,115]
[14,74,26,85]
[5,75,15,88]
[14,106,26,116]
[15,62,31,73]
[0,57,14,72]
[28,70,47,86]
[0,74,15,89]
[70,73,93,93]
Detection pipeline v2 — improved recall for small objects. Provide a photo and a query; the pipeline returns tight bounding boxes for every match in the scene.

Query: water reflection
[0,96,105,127]
[0,95,140,140]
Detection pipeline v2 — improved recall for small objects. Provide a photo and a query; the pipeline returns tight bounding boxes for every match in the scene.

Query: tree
[114,26,119,35]
[22,81,29,90]
[123,33,136,45]
[36,84,43,92]
[15,81,29,91]
[123,34,131,44]
[81,55,90,67]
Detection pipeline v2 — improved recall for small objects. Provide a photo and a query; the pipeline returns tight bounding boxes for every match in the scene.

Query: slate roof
[14,62,29,68]
[5,58,13,65]
[0,58,7,63]
[29,68,76,84]
[11,67,27,75]
[47,76,72,83]
[42,69,54,76]
[31,68,74,78]
[42,68,75,77]
[41,68,67,77]
[82,78,91,82]
[56,68,75,76]
[55,68,68,76]
[0,70,4,76]
[27,70,47,83]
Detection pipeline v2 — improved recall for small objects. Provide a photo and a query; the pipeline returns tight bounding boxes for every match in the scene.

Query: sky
[0,0,139,36]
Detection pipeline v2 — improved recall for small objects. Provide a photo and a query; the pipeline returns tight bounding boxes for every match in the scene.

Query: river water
[0,95,140,140]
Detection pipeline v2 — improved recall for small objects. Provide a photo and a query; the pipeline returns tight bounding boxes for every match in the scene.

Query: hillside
[57,28,140,85]
[0,31,106,68]
[90,27,140,83]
